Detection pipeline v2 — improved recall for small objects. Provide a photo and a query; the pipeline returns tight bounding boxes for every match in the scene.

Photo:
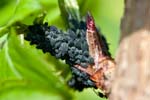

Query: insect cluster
[25,13,115,98]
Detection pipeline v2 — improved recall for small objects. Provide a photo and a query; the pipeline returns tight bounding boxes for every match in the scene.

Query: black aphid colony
[25,13,115,98]
[25,16,96,91]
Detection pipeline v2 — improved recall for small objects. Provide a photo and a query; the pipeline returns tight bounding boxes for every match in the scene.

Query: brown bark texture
[109,0,150,100]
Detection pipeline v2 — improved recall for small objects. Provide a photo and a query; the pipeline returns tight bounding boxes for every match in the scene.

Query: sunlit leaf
[0,32,72,99]
[8,0,41,26]
[0,80,63,100]
[0,0,17,27]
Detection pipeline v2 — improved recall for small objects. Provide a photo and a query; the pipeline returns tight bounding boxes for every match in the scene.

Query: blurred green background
[0,0,124,100]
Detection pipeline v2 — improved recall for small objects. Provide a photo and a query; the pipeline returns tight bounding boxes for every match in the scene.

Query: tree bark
[109,0,150,100]
[120,0,150,39]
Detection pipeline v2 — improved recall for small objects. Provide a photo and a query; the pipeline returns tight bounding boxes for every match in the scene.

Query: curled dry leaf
[74,13,116,97]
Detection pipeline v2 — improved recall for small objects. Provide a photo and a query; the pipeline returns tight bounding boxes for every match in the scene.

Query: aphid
[74,13,116,97]
[25,12,115,98]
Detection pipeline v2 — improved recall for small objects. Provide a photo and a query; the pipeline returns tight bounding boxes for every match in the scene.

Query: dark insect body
[74,13,116,97]
[25,13,115,98]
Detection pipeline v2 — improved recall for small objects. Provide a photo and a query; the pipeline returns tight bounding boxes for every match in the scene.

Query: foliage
[0,0,124,100]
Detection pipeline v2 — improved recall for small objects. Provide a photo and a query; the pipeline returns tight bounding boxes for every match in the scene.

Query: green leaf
[74,89,107,100]
[0,80,63,100]
[0,34,21,79]
[0,31,72,99]
[0,0,42,36]
[8,0,41,26]
[0,0,17,27]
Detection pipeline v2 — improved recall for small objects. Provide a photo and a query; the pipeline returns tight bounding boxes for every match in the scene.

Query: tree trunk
[120,0,150,39]
[109,0,150,100]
